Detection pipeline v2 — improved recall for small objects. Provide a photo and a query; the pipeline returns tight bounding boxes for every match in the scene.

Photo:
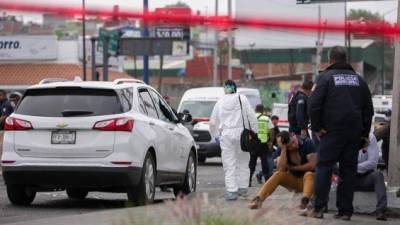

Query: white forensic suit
[210,93,258,193]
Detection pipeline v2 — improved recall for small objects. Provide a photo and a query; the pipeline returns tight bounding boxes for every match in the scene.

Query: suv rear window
[16,88,123,117]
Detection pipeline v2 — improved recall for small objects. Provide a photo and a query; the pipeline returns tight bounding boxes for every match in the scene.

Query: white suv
[1,78,197,206]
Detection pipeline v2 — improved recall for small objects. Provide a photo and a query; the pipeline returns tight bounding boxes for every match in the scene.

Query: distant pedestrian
[9,92,22,109]
[210,80,258,201]
[288,80,313,138]
[269,115,281,148]
[0,90,14,130]
[248,131,316,210]
[308,46,374,220]
[249,104,273,186]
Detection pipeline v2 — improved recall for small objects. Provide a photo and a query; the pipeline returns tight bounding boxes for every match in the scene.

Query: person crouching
[249,131,316,209]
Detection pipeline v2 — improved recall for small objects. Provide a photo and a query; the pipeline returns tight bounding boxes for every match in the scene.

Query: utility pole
[102,36,109,81]
[82,0,87,81]
[90,37,97,81]
[227,0,232,80]
[213,0,219,86]
[313,5,322,81]
[388,1,400,187]
[382,17,385,95]
[143,0,150,84]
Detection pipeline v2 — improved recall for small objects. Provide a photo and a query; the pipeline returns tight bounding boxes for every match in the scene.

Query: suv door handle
[149,122,155,126]
[168,127,174,131]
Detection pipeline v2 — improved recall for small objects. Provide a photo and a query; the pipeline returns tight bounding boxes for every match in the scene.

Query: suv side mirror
[178,112,192,123]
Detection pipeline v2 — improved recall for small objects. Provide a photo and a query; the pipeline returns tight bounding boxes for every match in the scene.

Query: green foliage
[203,216,252,225]
[165,1,190,8]
[348,9,382,22]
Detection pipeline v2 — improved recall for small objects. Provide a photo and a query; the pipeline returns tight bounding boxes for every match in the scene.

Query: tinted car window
[16,88,123,117]
[139,90,158,119]
[149,90,178,123]
[118,88,133,112]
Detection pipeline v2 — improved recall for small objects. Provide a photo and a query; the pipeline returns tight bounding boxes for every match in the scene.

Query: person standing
[210,80,257,201]
[249,104,273,186]
[288,80,313,138]
[308,46,374,220]
[0,90,14,130]
[9,92,22,109]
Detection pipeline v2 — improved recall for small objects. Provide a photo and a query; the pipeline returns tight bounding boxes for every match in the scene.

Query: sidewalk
[328,186,400,217]
[2,187,400,225]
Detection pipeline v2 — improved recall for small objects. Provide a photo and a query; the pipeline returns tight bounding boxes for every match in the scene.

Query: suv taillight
[93,118,133,132]
[4,117,33,131]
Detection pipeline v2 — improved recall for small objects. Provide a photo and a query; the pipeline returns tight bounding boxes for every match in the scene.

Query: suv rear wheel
[6,185,36,205]
[174,151,197,197]
[127,152,156,206]
[66,188,88,200]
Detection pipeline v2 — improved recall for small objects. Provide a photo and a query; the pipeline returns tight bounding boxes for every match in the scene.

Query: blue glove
[215,137,220,144]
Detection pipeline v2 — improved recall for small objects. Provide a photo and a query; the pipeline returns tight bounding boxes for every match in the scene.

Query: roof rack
[113,78,145,85]
[38,78,70,85]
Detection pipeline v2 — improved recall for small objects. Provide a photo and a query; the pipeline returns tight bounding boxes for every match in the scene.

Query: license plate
[51,131,76,144]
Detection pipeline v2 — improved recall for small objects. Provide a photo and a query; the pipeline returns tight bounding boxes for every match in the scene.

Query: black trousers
[249,143,270,181]
[313,130,361,216]
[355,171,388,211]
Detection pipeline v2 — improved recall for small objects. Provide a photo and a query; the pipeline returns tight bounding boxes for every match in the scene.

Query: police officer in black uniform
[288,80,313,137]
[0,89,14,129]
[308,46,374,220]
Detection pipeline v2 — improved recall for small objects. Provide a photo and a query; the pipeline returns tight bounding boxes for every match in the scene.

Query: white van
[271,103,289,131]
[177,87,261,163]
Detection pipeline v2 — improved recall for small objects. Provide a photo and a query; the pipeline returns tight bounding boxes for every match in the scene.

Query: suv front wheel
[6,185,36,205]
[127,152,156,206]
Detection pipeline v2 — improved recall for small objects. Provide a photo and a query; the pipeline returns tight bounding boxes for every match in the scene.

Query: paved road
[0,158,225,225]
[1,156,399,225]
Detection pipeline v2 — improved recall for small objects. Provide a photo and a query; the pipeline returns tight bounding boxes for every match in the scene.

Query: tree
[165,1,190,8]
[348,9,382,22]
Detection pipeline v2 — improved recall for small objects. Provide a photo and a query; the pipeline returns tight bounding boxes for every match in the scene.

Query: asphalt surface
[0,155,399,225]
[0,158,225,225]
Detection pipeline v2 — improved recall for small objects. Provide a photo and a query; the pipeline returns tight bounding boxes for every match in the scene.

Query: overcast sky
[3,0,398,24]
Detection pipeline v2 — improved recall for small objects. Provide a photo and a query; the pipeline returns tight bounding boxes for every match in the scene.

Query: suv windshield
[16,88,123,117]
[179,101,216,118]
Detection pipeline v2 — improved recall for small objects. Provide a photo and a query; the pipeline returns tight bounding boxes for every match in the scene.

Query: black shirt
[308,63,374,138]
[288,90,309,134]
[0,100,14,129]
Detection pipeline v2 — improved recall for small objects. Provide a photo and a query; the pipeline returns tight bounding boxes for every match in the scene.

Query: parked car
[177,87,261,163]
[1,78,197,206]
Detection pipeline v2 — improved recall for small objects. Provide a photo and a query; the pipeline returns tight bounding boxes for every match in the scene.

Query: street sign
[98,28,120,56]
[154,27,190,39]
[119,38,188,56]
[172,41,188,56]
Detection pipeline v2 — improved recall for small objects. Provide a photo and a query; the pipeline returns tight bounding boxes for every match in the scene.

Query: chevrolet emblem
[56,123,68,129]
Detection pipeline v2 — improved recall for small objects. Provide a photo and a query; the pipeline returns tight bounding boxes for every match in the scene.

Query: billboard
[0,35,58,61]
